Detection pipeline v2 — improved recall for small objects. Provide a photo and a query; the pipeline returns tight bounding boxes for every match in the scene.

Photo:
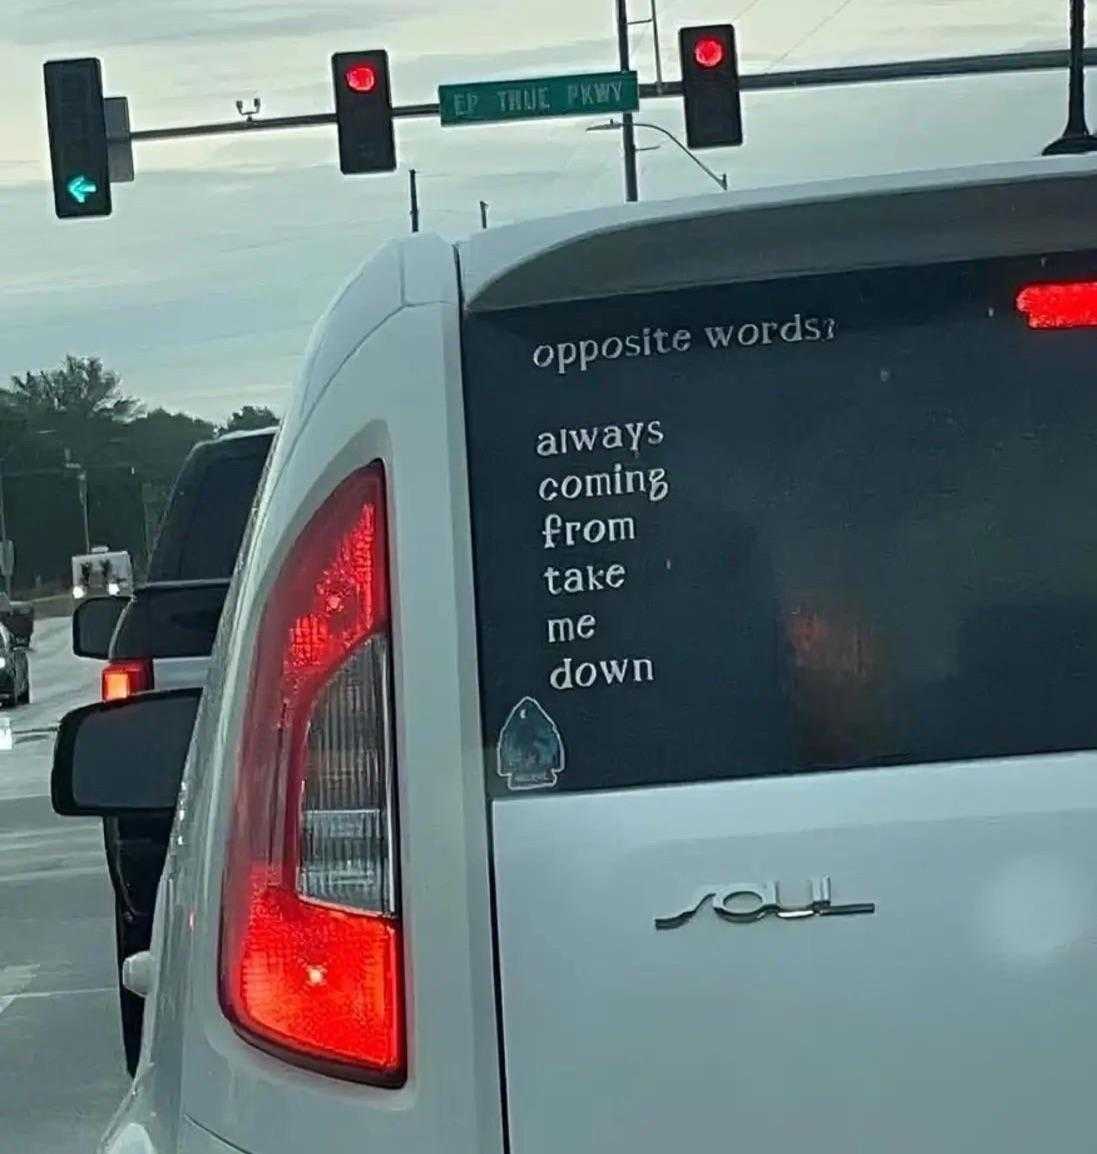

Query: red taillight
[1016,281,1097,329]
[220,466,403,1084]
[101,659,153,702]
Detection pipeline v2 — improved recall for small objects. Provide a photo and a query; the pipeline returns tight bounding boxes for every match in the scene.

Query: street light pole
[588,118,728,190]
[615,0,640,202]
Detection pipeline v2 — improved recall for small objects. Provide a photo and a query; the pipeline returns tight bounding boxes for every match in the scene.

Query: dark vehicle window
[147,435,273,582]
[464,250,1097,793]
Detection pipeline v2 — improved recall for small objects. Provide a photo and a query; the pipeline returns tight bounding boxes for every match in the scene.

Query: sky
[0,0,1088,420]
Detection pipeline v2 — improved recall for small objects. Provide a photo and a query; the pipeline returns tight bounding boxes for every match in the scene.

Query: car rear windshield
[147,433,273,582]
[463,251,1097,794]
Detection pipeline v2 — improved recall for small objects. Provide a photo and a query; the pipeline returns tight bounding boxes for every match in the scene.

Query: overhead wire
[765,0,860,72]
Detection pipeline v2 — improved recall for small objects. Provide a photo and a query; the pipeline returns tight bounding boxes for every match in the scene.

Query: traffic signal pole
[1044,0,1097,153]
[615,0,640,203]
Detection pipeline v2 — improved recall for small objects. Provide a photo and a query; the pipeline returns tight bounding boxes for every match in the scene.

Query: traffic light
[678,25,743,149]
[43,58,112,219]
[331,51,396,174]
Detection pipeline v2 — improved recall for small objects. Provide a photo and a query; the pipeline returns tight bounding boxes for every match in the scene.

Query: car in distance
[0,593,34,649]
[0,621,29,706]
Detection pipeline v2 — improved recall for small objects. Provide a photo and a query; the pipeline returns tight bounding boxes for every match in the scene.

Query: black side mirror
[51,687,201,816]
[72,595,129,659]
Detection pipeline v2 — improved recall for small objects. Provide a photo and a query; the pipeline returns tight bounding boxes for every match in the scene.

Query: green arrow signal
[66,174,98,204]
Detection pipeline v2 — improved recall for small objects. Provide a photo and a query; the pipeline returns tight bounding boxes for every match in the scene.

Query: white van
[54,159,1097,1154]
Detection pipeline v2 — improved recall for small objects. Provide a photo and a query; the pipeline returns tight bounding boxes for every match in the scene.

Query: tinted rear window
[147,435,272,582]
[463,251,1097,794]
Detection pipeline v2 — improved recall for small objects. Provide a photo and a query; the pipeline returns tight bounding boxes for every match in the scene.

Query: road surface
[0,617,131,1152]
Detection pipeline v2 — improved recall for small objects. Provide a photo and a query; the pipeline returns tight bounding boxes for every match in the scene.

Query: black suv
[72,427,275,1073]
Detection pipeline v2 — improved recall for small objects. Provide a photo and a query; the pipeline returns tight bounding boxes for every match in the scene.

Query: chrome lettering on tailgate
[655,876,875,929]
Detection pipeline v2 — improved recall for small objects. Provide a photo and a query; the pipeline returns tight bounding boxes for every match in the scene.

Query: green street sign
[439,70,638,126]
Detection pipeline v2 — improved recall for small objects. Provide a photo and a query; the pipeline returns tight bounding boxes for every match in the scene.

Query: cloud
[6,0,424,47]
[403,37,613,80]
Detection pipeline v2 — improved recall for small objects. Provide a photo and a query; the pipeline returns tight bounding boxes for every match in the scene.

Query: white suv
[54,160,1097,1154]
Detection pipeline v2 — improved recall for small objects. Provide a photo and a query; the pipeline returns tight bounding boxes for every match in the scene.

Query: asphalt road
[0,617,130,1153]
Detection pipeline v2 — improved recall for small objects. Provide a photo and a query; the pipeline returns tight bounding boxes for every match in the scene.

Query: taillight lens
[219,466,404,1084]
[101,658,153,702]
[1016,281,1097,329]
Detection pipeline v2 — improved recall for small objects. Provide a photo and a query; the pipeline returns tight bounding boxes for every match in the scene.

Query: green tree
[5,355,139,424]
[221,404,279,434]
[121,408,216,486]
[2,356,140,468]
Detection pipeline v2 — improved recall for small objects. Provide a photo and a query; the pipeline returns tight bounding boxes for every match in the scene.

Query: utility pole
[615,0,639,202]
[0,424,39,599]
[68,464,91,553]
[650,0,664,93]
[1045,0,1097,152]
[0,469,9,599]
[409,167,420,233]
[479,200,489,229]
[629,0,665,93]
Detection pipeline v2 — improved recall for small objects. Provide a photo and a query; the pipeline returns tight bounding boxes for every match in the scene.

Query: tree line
[0,356,278,595]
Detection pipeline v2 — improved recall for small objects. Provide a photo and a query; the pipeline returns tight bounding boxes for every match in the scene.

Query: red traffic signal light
[693,37,725,69]
[679,25,743,150]
[344,64,376,93]
[331,51,396,174]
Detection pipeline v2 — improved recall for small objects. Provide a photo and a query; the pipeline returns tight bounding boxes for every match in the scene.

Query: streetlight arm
[590,118,728,190]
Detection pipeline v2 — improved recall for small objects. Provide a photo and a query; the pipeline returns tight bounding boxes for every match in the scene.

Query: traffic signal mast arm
[45,44,1097,219]
[110,49,1097,146]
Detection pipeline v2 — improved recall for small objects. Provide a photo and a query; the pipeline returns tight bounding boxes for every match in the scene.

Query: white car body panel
[494,755,1097,1154]
[151,656,210,692]
[100,158,1097,1153]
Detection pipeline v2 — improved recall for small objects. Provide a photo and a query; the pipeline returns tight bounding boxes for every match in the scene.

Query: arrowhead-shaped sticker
[497,697,565,791]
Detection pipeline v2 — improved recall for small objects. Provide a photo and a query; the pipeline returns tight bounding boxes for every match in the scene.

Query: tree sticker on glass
[497,697,565,791]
